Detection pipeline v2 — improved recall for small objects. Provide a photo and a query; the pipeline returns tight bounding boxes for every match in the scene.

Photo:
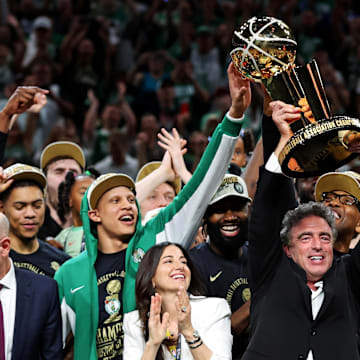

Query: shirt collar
[0,258,16,290]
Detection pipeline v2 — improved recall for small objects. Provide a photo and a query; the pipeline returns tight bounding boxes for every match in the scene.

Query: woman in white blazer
[123,242,232,360]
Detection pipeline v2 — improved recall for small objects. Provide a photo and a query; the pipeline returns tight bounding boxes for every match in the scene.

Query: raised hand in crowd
[0,86,49,132]
[0,166,13,193]
[228,62,251,119]
[135,128,190,205]
[158,128,192,184]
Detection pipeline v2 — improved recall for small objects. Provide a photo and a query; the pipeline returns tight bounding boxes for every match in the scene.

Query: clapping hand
[148,293,170,346]
[158,128,191,183]
[175,286,193,335]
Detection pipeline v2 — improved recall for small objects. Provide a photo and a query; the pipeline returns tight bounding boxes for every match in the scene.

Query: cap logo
[219,176,241,191]
[234,182,243,194]
[5,164,40,176]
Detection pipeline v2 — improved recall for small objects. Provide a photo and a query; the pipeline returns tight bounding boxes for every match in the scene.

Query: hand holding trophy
[230,16,360,177]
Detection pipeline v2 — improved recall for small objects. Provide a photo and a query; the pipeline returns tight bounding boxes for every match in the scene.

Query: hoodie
[54,114,243,360]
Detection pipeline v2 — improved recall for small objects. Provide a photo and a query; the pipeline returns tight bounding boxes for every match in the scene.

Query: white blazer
[123,296,232,360]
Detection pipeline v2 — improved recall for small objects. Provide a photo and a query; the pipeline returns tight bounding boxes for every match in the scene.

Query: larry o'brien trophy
[230,16,360,177]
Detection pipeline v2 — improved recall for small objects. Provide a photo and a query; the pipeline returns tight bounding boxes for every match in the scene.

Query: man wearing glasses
[314,172,360,257]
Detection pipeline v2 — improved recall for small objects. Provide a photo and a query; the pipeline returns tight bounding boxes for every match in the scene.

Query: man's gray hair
[280,202,337,245]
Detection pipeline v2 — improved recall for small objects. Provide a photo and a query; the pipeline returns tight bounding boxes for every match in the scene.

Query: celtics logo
[50,261,60,272]
[234,182,244,194]
[133,248,145,263]
[104,280,122,324]
[242,287,251,302]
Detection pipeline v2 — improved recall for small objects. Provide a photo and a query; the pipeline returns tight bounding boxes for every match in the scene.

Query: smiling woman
[123,242,233,360]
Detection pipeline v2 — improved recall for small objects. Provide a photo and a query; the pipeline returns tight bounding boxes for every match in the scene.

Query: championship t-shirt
[190,242,250,359]
[95,249,126,360]
[10,240,70,277]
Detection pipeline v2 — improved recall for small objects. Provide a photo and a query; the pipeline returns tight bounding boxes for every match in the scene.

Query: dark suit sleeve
[248,113,297,293]
[40,279,63,360]
[262,114,280,164]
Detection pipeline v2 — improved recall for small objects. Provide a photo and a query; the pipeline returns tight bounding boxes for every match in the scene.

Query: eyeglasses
[321,192,359,206]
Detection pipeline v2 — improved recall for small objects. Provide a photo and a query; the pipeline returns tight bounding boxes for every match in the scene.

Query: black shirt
[10,240,70,277]
[190,242,249,359]
[95,249,126,360]
[38,205,63,239]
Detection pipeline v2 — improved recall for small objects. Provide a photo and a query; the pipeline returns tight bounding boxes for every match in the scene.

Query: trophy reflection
[230,16,360,177]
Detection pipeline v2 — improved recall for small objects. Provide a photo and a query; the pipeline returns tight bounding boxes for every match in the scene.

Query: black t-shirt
[95,249,126,360]
[190,242,249,359]
[10,240,70,277]
[38,205,63,239]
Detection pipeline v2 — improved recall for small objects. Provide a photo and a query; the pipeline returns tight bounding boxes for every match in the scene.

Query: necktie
[0,284,5,360]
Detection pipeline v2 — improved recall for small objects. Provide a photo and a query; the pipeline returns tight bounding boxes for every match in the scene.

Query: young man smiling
[55,62,251,360]
[0,164,70,277]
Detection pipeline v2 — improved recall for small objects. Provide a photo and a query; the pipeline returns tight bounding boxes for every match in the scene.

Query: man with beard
[0,163,70,277]
[190,173,251,359]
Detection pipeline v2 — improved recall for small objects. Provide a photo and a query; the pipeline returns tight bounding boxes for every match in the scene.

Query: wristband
[189,339,203,349]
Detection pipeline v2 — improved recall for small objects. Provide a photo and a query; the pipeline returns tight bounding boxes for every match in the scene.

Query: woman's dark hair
[135,242,206,360]
[57,171,76,224]
[57,169,99,224]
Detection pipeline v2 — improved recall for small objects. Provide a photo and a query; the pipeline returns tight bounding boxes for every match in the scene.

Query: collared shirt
[0,258,17,360]
[307,281,324,360]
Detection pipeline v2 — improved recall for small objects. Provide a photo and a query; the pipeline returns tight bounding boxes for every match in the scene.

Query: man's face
[207,196,249,254]
[46,159,82,208]
[140,183,175,218]
[284,215,333,283]
[91,186,138,242]
[320,190,360,239]
[2,186,45,243]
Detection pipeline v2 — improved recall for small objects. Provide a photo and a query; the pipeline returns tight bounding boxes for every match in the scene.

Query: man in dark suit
[0,212,62,359]
[243,101,360,359]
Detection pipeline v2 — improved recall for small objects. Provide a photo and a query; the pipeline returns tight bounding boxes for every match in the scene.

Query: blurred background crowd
[0,0,360,176]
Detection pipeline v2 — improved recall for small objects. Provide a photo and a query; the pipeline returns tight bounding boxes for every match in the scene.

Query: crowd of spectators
[0,0,359,175]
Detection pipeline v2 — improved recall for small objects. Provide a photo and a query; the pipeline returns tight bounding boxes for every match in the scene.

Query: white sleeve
[59,296,75,347]
[194,298,233,360]
[265,152,282,174]
[123,312,146,360]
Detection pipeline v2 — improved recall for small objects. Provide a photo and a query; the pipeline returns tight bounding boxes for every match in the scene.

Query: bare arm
[82,89,100,145]
[135,151,176,204]
[242,138,263,200]
[230,301,250,336]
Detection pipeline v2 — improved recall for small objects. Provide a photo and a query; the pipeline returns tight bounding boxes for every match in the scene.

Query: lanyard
[169,337,181,360]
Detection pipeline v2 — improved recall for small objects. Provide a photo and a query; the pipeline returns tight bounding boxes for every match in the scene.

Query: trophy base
[279,116,360,178]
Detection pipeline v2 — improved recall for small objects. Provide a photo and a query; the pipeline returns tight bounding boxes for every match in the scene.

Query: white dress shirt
[0,259,17,360]
[307,281,324,360]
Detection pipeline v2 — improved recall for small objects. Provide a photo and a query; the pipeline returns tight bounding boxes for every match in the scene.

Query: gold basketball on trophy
[230,16,297,81]
[230,16,360,177]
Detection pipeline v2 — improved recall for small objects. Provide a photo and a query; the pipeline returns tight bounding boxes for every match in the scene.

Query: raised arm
[248,100,299,291]
[147,63,251,249]
[135,150,177,204]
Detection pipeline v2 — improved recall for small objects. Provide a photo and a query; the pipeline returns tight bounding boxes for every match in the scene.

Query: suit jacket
[123,296,232,359]
[11,268,63,360]
[243,167,360,359]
